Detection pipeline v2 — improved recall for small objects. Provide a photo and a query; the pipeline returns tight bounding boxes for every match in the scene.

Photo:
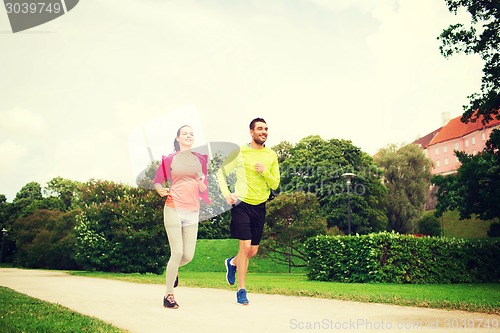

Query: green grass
[440,210,498,238]
[68,239,500,315]
[180,238,305,273]
[0,286,127,333]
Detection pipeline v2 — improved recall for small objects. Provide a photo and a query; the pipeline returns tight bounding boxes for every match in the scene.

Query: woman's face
[177,126,194,148]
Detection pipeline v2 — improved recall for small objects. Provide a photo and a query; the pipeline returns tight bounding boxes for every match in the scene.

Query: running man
[217,117,280,305]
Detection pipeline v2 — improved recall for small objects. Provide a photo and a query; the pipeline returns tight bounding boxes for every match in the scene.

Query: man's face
[250,121,268,145]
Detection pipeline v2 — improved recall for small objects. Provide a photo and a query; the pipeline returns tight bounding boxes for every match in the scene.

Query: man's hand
[255,162,266,174]
[225,193,238,205]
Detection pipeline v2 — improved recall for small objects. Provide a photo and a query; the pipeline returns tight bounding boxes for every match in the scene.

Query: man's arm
[260,157,280,190]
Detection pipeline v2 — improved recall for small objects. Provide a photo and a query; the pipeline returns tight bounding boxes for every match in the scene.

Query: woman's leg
[164,207,183,296]
[179,210,199,267]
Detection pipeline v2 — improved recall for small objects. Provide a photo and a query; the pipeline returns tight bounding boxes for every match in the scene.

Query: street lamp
[341,173,356,235]
[0,228,7,264]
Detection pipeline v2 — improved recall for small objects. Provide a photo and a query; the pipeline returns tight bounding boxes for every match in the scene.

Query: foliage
[272,140,293,163]
[487,222,500,237]
[276,135,388,234]
[74,180,167,274]
[438,0,500,124]
[136,160,161,190]
[305,232,499,284]
[11,209,81,269]
[417,212,442,237]
[260,192,339,268]
[432,129,500,220]
[44,177,83,211]
[374,144,433,233]
[198,152,232,238]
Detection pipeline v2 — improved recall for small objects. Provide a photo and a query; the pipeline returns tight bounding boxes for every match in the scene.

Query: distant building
[414,112,500,175]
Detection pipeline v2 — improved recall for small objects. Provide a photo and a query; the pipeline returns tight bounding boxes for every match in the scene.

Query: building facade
[414,113,500,175]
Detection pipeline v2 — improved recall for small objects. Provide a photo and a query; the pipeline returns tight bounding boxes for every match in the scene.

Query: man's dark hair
[249,117,266,130]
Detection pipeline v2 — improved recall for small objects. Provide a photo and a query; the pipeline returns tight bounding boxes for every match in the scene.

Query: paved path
[0,268,498,333]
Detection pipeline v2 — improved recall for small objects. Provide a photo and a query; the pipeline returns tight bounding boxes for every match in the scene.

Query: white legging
[164,206,199,294]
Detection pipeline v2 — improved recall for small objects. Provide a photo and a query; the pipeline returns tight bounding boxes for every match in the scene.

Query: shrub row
[74,180,168,274]
[305,232,499,283]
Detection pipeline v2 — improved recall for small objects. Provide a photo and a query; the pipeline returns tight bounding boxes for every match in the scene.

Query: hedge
[305,232,499,283]
[74,180,168,274]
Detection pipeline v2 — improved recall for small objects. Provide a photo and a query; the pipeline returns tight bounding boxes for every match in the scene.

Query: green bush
[12,209,80,270]
[418,212,441,236]
[305,232,499,283]
[74,180,168,274]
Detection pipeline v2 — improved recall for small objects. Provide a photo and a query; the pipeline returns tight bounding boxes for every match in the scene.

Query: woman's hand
[197,174,207,193]
[154,183,170,197]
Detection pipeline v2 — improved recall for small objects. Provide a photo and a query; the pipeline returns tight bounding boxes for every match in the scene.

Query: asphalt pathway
[1,268,498,333]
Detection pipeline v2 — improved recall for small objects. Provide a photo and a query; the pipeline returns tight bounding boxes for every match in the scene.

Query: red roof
[413,127,441,149]
[429,115,500,146]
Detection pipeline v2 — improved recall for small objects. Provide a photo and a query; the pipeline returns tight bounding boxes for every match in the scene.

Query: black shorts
[230,201,266,245]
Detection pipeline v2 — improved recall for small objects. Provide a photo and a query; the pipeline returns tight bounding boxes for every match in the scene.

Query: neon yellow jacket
[217,144,280,205]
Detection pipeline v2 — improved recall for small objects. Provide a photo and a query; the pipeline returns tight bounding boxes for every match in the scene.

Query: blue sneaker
[225,257,236,285]
[236,288,249,305]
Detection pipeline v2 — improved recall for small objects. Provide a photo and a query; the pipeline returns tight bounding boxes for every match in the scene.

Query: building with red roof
[414,112,500,175]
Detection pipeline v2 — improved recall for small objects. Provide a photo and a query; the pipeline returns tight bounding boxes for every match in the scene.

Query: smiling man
[217,117,280,305]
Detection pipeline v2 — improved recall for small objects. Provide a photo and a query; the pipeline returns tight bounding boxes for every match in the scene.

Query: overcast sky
[0,0,483,201]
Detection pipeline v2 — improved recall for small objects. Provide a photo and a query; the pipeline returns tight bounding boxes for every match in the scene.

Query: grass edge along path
[0,286,128,333]
[69,271,500,315]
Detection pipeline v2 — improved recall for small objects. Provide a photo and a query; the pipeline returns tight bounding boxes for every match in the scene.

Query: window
[436,160,440,168]
[454,143,459,150]
[444,158,448,165]
[465,139,469,148]
[472,137,476,145]
[435,147,439,155]
[482,132,486,140]
[443,146,448,153]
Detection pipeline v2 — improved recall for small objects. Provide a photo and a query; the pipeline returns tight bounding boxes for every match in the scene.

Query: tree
[74,180,168,273]
[260,192,339,270]
[12,209,81,269]
[433,129,500,220]
[0,194,16,262]
[44,177,83,211]
[374,144,433,233]
[438,0,500,124]
[277,135,388,234]
[272,140,293,163]
[136,161,161,190]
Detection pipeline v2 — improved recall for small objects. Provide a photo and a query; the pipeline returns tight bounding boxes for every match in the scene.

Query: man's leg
[234,240,259,291]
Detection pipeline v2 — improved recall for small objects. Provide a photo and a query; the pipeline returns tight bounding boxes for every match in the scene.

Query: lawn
[0,286,127,333]
[440,210,498,238]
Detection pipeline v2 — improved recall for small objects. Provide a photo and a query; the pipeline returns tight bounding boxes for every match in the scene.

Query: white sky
[0,0,482,201]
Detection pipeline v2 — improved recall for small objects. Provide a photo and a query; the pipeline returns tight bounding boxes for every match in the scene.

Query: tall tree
[438,0,500,124]
[435,0,500,226]
[374,144,433,233]
[277,135,388,234]
[44,177,83,211]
